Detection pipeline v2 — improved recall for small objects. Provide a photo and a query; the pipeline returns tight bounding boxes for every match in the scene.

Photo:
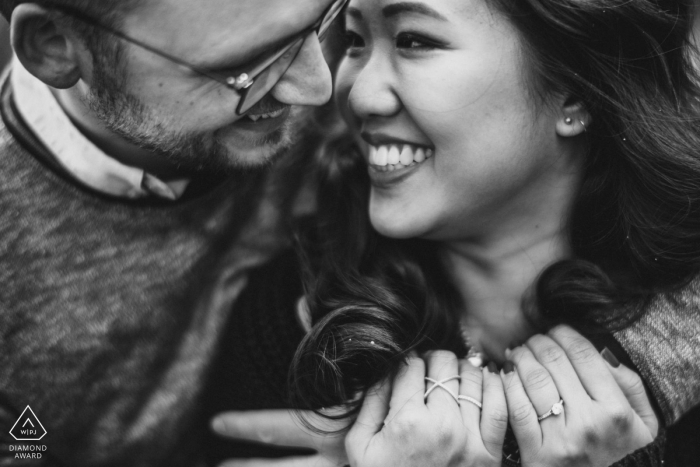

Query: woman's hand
[502,325,659,467]
[210,351,507,467]
[346,351,507,467]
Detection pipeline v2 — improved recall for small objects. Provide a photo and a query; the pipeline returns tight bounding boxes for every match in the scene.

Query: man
[0,0,338,465]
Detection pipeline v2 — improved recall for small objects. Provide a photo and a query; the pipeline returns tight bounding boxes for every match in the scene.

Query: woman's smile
[337,0,582,241]
[361,131,436,187]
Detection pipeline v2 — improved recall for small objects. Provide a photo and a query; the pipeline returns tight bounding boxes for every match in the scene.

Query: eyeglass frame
[38,0,348,115]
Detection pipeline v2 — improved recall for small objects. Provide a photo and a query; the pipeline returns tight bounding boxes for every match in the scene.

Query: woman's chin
[369,212,429,240]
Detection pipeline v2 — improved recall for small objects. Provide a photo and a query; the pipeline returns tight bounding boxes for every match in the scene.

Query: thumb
[601,348,659,438]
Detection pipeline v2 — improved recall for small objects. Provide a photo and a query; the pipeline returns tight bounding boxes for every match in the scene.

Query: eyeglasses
[41,0,347,115]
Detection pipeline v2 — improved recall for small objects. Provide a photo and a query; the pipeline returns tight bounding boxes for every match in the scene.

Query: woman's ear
[11,3,85,89]
[556,98,592,138]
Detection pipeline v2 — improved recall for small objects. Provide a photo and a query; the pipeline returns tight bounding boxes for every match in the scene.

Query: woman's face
[336,0,582,242]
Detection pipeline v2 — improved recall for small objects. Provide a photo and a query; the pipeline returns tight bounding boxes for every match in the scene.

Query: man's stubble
[83,47,299,176]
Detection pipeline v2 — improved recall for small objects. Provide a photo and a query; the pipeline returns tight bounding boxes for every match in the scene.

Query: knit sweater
[0,73,313,466]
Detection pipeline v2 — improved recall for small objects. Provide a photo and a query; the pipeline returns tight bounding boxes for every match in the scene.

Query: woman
[288,0,700,465]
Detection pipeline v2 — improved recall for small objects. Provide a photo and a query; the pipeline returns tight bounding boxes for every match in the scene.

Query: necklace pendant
[461,322,485,368]
[467,354,484,368]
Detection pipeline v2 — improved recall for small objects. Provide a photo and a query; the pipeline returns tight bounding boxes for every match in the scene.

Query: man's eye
[343,31,365,50]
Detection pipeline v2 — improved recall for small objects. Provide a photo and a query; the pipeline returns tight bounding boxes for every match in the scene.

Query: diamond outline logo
[9,406,47,441]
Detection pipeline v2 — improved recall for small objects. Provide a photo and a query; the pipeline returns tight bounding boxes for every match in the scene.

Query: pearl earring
[565,117,573,125]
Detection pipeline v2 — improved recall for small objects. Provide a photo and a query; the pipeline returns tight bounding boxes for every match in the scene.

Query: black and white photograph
[0,0,699,466]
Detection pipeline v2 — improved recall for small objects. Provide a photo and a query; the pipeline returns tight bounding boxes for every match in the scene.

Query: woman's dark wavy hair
[289,0,700,424]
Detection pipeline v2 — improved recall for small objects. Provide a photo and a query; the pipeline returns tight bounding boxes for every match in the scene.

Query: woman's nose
[272,33,333,107]
[346,56,401,120]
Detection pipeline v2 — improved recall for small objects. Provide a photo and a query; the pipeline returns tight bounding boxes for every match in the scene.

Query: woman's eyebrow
[382,2,448,21]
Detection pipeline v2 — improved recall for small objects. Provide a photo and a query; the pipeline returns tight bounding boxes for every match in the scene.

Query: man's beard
[83,53,297,176]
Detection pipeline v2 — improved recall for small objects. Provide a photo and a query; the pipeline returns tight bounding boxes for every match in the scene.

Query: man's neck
[52,85,183,180]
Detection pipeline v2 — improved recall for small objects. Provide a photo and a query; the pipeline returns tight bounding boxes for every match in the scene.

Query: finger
[390,353,427,409]
[601,347,659,438]
[509,346,565,425]
[424,350,461,412]
[480,364,508,458]
[219,454,335,467]
[523,334,589,414]
[349,378,392,447]
[548,326,626,403]
[458,359,483,430]
[212,410,339,449]
[501,362,542,450]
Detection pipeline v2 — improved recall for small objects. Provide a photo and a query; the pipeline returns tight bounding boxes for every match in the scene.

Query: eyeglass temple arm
[41,2,239,90]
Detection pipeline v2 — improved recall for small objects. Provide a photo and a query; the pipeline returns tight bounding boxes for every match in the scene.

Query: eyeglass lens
[236,0,347,114]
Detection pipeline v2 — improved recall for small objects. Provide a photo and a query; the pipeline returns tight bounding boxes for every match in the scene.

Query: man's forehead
[127,0,333,60]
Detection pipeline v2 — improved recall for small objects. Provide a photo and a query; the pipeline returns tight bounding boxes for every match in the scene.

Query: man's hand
[211,409,349,467]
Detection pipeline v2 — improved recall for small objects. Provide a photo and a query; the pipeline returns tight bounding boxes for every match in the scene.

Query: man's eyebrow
[202,30,303,72]
[382,2,448,21]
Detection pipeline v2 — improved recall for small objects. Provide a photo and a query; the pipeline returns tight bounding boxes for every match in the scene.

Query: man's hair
[1,0,138,76]
[0,1,129,23]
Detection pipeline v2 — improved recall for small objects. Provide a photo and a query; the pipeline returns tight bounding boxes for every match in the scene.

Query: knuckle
[254,426,276,445]
[567,338,598,364]
[433,422,457,450]
[537,344,566,365]
[487,409,509,431]
[510,403,534,427]
[582,423,600,445]
[523,368,552,390]
[558,440,589,464]
[392,412,423,439]
[607,405,633,431]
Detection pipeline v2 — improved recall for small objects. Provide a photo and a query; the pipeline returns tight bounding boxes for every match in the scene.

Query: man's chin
[218,111,300,168]
[224,136,292,169]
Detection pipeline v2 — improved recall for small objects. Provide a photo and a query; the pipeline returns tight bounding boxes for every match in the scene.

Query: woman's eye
[396,33,438,50]
[343,31,365,50]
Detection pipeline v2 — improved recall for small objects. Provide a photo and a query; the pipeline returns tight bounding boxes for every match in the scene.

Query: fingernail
[211,417,226,434]
[601,347,620,368]
[503,361,515,374]
[488,362,499,374]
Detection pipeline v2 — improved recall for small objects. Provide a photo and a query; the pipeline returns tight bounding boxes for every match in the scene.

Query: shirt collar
[11,58,190,201]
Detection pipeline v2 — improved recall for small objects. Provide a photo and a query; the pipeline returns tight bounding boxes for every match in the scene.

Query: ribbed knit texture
[614,277,700,426]
[0,74,312,467]
[610,431,666,467]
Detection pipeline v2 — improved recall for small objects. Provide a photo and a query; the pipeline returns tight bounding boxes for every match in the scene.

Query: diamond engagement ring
[537,398,565,422]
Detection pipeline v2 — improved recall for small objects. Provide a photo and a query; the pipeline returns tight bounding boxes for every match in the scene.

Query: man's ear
[556,98,592,138]
[11,3,85,89]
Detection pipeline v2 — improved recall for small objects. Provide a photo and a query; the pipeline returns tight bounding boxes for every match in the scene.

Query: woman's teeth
[244,108,285,122]
[368,144,434,171]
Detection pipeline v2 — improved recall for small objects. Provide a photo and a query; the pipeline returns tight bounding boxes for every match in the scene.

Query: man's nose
[271,33,332,107]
